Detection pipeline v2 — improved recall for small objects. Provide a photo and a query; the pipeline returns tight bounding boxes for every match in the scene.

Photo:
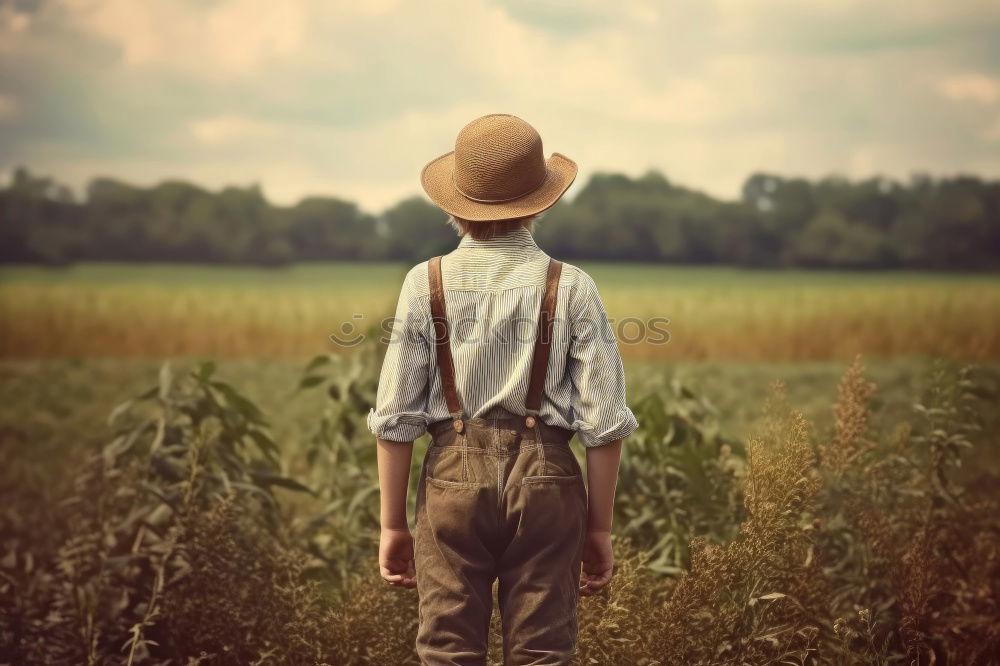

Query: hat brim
[420,151,578,222]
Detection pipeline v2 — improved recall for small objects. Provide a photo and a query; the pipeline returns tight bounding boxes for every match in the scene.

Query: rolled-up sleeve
[367,266,431,442]
[566,271,639,447]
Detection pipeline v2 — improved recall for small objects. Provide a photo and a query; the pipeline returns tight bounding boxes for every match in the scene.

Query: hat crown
[452,114,547,203]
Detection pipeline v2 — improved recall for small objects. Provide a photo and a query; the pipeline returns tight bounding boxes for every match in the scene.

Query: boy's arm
[564,269,635,595]
[370,267,429,589]
[580,439,622,595]
[377,438,413,529]
[585,439,622,533]
[377,437,416,588]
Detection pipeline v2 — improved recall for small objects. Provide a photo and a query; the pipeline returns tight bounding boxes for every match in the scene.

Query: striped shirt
[366,225,639,447]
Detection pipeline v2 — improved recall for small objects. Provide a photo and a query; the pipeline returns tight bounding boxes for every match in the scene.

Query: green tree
[380,196,455,261]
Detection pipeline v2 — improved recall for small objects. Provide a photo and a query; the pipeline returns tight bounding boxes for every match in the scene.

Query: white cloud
[938,73,1000,104]
[59,0,313,73]
[2,0,999,210]
[0,5,31,34]
[188,115,280,145]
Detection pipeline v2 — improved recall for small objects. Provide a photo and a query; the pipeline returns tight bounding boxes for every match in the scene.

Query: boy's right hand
[379,527,417,588]
[579,529,613,596]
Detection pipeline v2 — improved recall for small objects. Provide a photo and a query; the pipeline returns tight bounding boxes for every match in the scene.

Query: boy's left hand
[379,527,417,588]
[579,529,614,596]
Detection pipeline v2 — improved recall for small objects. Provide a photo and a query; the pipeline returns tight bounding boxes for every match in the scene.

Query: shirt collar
[457,224,538,250]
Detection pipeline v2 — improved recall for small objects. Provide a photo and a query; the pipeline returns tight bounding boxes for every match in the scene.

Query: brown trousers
[414,410,588,665]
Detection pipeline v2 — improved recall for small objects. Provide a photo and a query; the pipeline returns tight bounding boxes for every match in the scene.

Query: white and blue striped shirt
[366,225,639,447]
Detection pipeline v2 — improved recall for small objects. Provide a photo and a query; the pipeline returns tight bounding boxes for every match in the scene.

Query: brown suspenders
[523,257,563,427]
[428,255,563,433]
[427,256,463,429]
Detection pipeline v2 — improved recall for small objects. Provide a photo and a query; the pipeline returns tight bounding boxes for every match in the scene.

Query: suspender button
[453,419,464,433]
[525,415,536,429]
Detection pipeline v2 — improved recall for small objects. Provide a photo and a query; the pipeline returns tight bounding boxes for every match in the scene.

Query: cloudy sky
[1,0,999,211]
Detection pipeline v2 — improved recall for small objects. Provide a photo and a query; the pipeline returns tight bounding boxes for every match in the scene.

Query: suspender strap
[428,256,465,433]
[524,258,563,427]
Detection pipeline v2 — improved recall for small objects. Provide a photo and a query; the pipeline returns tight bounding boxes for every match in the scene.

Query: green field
[3,263,1000,663]
[6,261,997,287]
[3,262,999,359]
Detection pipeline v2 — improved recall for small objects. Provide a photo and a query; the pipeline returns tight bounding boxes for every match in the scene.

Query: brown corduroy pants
[414,411,588,665]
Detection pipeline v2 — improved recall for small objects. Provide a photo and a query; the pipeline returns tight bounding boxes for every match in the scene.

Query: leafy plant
[291,342,390,584]
[3,355,999,664]
[615,377,744,574]
[0,361,313,664]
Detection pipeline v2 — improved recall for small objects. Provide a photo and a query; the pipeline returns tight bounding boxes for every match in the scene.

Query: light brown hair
[447,213,542,241]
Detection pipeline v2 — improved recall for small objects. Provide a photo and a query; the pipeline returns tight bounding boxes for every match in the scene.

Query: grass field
[3,262,1000,663]
[3,262,1000,359]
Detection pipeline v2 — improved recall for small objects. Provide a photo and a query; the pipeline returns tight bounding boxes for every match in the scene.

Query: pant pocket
[521,443,583,485]
[425,445,476,487]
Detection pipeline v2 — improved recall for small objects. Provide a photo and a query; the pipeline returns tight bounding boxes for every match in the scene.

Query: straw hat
[420,113,577,222]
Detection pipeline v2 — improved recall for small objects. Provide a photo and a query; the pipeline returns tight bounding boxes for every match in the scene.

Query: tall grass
[1,352,998,664]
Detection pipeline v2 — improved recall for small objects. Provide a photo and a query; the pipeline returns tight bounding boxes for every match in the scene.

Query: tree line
[2,166,998,269]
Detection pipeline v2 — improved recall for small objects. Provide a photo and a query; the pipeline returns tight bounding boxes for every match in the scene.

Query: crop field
[2,262,1000,359]
[2,263,1000,664]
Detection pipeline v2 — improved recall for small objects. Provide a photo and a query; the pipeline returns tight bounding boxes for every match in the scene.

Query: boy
[368,113,638,665]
